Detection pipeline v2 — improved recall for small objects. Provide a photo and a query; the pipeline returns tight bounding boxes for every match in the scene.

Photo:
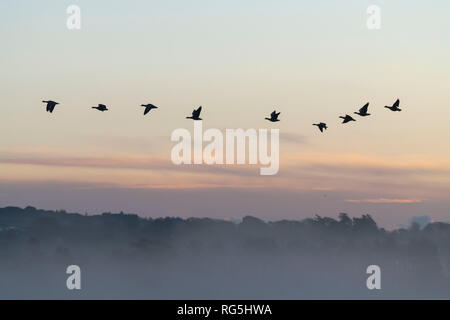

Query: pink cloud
[345,198,424,204]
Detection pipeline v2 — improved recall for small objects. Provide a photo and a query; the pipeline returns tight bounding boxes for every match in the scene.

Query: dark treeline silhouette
[0,206,449,299]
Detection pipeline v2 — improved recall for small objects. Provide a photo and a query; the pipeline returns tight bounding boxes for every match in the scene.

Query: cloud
[280,132,308,145]
[1,150,450,199]
[0,155,266,180]
[310,187,333,191]
[345,198,424,204]
[0,156,171,170]
[283,152,450,173]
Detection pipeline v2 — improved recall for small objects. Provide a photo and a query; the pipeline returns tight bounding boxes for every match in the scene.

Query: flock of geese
[311,100,402,132]
[41,99,402,133]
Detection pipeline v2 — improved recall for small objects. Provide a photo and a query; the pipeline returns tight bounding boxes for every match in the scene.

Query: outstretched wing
[193,106,202,118]
[342,115,353,123]
[144,107,150,115]
[99,104,106,109]
[271,110,280,119]
[46,101,56,113]
[393,99,399,107]
[360,103,369,114]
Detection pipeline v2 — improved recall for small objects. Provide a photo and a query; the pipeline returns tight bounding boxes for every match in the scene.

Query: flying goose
[42,100,59,113]
[313,122,328,132]
[141,103,158,115]
[339,114,356,124]
[385,99,402,112]
[186,106,202,120]
[92,104,109,112]
[354,103,371,117]
[265,110,281,122]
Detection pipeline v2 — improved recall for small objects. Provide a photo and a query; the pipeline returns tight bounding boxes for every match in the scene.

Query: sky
[1,0,450,228]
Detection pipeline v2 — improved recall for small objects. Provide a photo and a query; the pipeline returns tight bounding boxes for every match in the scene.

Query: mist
[1,206,449,299]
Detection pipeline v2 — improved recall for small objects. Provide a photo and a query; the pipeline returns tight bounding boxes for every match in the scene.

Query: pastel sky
[1,0,449,228]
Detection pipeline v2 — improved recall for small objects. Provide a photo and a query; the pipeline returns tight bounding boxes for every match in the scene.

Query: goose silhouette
[339,114,356,124]
[186,106,202,120]
[385,99,402,112]
[313,122,328,132]
[354,103,371,117]
[92,104,109,112]
[141,104,158,115]
[42,100,59,113]
[265,110,280,122]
